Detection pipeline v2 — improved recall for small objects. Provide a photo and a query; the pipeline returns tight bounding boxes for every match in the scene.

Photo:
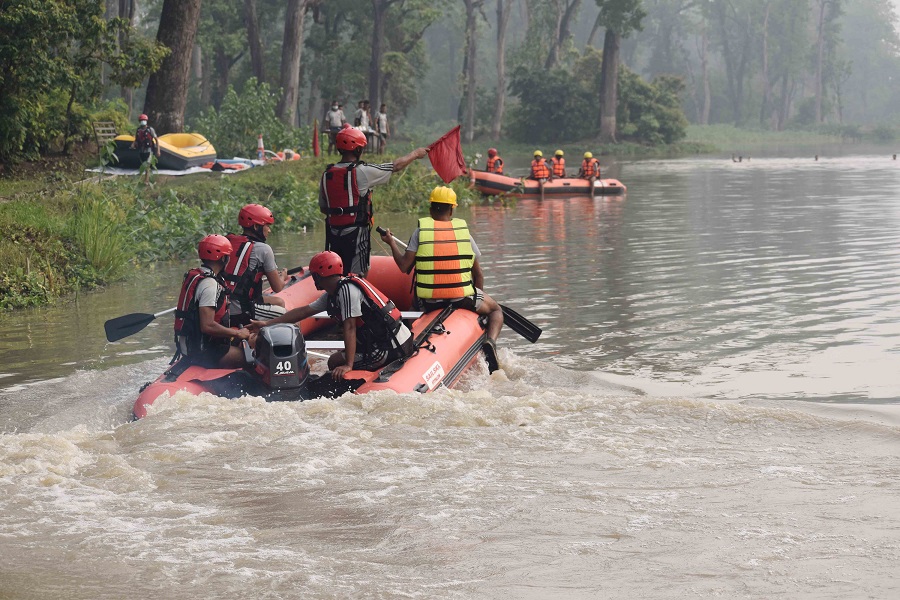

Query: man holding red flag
[319,124,429,277]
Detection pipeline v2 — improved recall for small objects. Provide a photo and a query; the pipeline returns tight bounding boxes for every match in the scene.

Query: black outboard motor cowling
[253,323,309,390]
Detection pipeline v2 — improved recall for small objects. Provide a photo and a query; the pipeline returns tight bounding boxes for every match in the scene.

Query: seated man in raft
[379,186,504,373]
[248,251,413,381]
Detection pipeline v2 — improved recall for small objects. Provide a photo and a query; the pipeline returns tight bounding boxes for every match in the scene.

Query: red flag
[313,118,321,158]
[427,125,467,183]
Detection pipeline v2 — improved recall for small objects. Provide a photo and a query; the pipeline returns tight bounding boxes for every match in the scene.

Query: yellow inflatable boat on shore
[114,132,216,170]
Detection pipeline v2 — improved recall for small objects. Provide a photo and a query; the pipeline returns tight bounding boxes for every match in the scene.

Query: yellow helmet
[555,149,564,157]
[429,185,458,206]
[583,152,593,159]
[533,150,543,157]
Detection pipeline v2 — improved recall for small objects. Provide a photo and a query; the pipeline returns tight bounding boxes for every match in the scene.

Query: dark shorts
[326,225,371,275]
[190,343,230,368]
[353,337,414,371]
[139,150,152,164]
[420,289,484,313]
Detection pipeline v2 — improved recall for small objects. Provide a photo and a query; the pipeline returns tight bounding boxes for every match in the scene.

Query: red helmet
[335,123,367,152]
[139,114,148,121]
[487,148,497,157]
[198,234,232,262]
[309,251,343,277]
[238,203,274,228]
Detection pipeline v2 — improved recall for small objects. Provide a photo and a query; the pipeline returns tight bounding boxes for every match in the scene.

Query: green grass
[685,124,844,146]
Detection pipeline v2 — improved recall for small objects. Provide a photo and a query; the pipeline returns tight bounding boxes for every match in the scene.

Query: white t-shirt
[325,109,344,128]
[194,276,221,309]
[376,112,387,134]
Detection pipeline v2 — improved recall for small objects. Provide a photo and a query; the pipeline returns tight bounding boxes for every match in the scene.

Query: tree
[491,0,513,141]
[277,0,316,126]
[144,0,204,133]
[595,0,646,142]
[459,0,485,142]
[244,0,265,84]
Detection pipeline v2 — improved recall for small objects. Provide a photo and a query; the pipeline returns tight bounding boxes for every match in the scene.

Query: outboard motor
[253,323,309,396]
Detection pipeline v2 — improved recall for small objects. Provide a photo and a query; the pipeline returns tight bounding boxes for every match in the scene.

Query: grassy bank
[684,124,846,147]
[461,138,716,162]
[0,149,473,311]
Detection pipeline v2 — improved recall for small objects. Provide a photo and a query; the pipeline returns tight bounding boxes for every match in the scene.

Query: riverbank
[0,148,470,311]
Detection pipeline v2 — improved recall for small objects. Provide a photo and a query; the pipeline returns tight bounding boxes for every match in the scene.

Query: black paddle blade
[500,304,542,343]
[104,312,157,342]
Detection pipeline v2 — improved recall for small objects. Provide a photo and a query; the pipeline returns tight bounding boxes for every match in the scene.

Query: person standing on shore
[375,104,389,155]
[130,114,160,182]
[324,101,346,155]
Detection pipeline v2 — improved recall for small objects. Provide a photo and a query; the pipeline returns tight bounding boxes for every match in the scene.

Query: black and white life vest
[326,274,403,354]
[223,233,266,314]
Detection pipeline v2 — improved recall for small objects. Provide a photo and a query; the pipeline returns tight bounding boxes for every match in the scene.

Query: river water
[1,147,899,598]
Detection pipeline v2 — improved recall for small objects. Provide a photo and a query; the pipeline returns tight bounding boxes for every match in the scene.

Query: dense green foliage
[0,0,167,164]
[191,79,312,158]
[507,48,687,145]
[0,152,474,310]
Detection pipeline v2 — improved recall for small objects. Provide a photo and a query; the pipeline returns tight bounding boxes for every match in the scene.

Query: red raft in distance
[471,170,626,197]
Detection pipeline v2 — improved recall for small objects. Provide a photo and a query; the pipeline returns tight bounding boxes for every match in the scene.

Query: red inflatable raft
[132,256,492,419]
[472,170,626,197]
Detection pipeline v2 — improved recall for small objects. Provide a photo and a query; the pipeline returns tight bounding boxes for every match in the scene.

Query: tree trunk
[587,12,602,48]
[545,0,582,70]
[144,0,203,134]
[200,47,212,108]
[213,46,229,109]
[277,0,307,126]
[460,0,479,142]
[598,29,620,142]
[699,23,710,125]
[491,0,512,141]
[244,0,266,84]
[760,2,772,128]
[368,0,389,111]
[814,0,827,123]
[118,0,136,115]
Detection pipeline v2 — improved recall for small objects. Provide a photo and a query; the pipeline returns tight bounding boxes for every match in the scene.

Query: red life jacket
[581,158,600,177]
[223,233,267,314]
[135,126,156,150]
[486,156,504,174]
[321,162,372,227]
[531,158,550,179]
[174,267,229,356]
[551,157,566,177]
[327,274,403,355]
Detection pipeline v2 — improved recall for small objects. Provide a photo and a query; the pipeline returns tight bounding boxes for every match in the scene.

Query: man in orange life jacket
[174,235,251,368]
[530,150,552,182]
[578,151,601,183]
[224,203,289,327]
[485,148,504,174]
[249,251,413,380]
[379,186,503,372]
[319,123,429,277]
[550,149,567,178]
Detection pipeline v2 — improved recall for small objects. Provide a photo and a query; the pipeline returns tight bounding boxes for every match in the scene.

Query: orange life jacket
[174,267,229,356]
[551,157,566,177]
[223,233,267,315]
[486,156,504,174]
[320,162,372,228]
[581,158,600,178]
[531,158,550,179]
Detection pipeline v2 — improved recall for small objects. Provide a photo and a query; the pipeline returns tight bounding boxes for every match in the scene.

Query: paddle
[376,227,542,343]
[104,265,308,343]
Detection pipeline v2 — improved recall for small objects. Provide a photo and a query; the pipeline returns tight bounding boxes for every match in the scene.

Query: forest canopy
[2,0,900,164]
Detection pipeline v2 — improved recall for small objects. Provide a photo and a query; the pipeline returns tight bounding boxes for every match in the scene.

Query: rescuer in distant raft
[550,149,567,178]
[319,123,429,277]
[485,147,504,174]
